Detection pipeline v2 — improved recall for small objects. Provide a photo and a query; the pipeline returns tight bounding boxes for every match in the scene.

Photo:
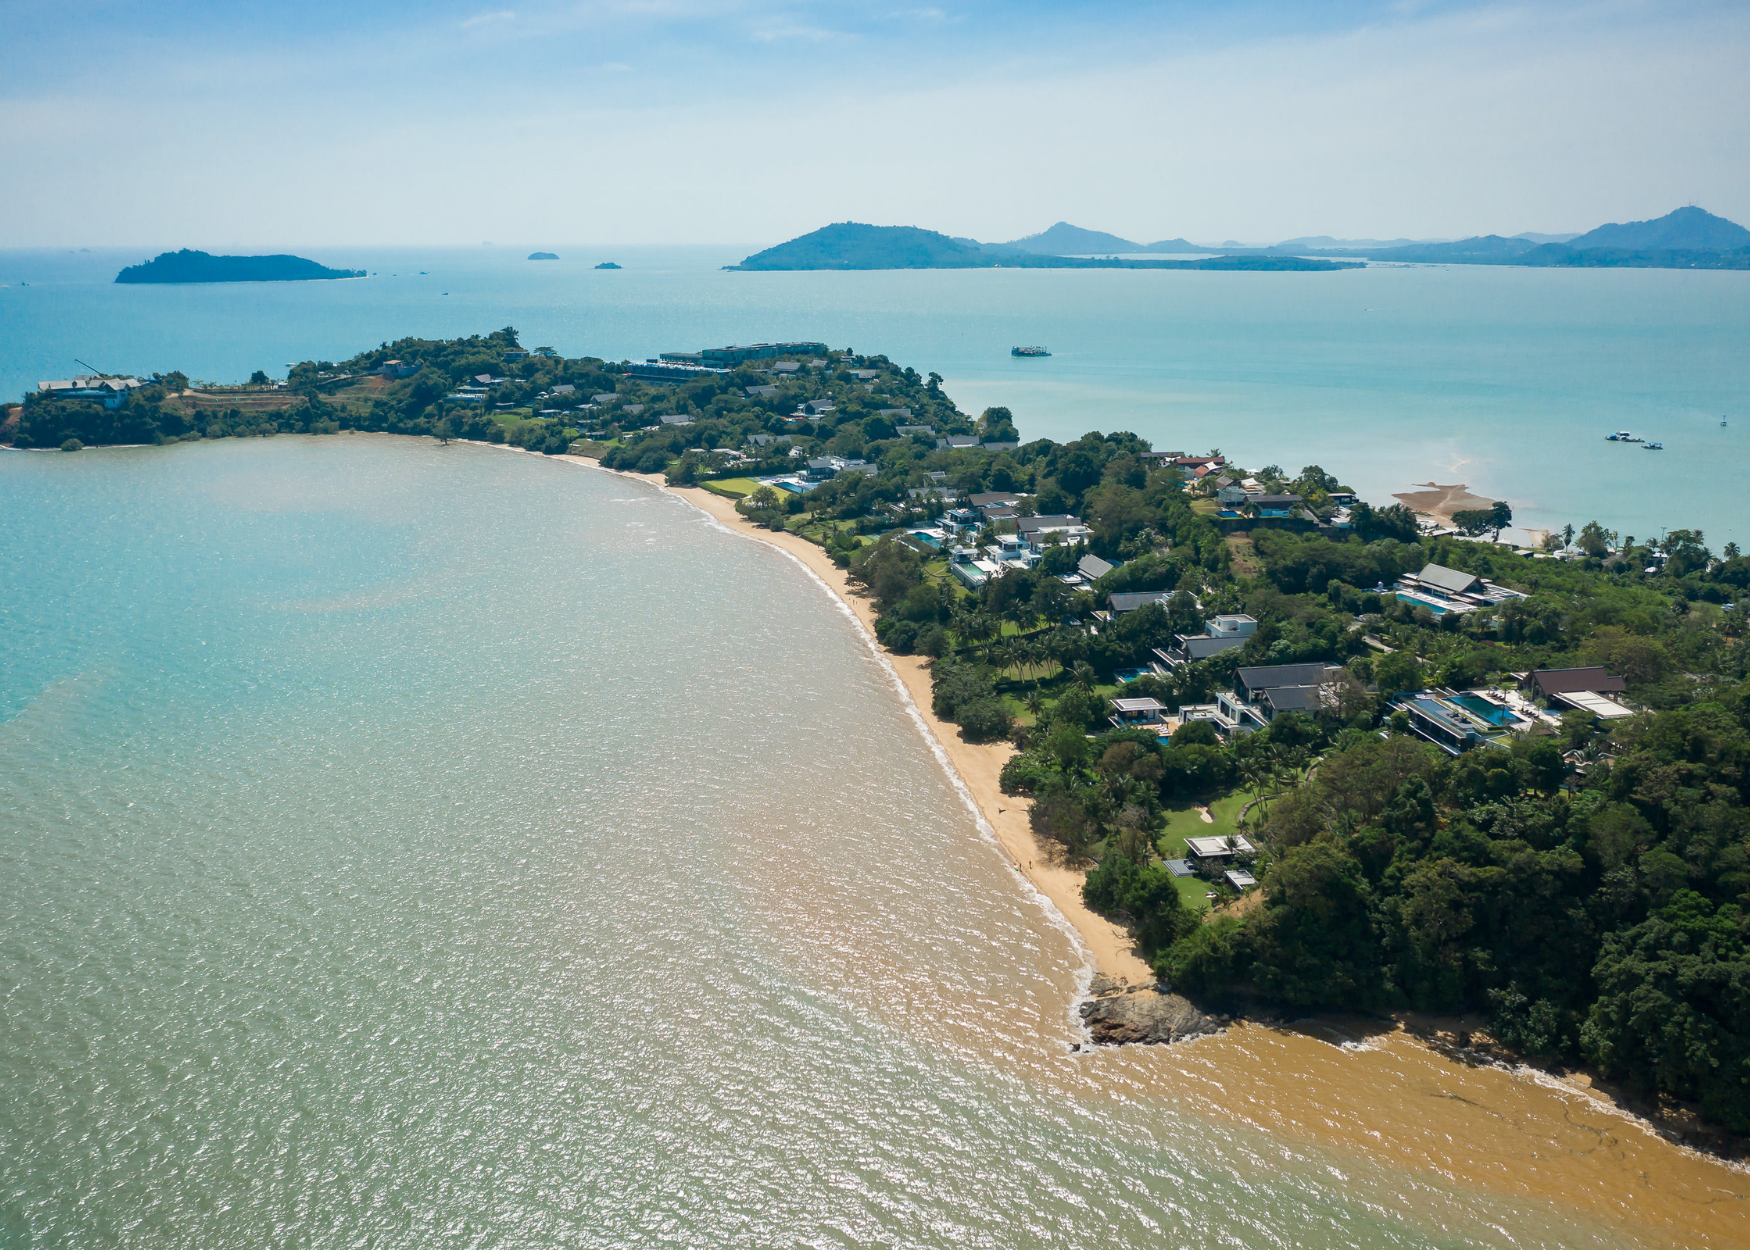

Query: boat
[1011,346,1050,358]
[1606,430,1640,442]
[1643,441,1664,450]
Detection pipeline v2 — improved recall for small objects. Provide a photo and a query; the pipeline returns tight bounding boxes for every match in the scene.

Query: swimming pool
[1448,693,1520,726]
[1396,592,1448,615]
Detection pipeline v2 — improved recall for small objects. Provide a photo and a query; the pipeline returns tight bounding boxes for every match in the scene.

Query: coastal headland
[15,328,1750,1163]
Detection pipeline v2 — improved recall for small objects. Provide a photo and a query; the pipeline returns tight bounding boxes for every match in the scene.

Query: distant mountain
[528,251,559,260]
[1512,232,1580,244]
[1512,243,1750,270]
[1140,237,1222,254]
[1341,235,1540,263]
[1567,206,1750,253]
[1275,235,1436,251]
[115,249,364,284]
[726,223,1360,271]
[989,222,1142,254]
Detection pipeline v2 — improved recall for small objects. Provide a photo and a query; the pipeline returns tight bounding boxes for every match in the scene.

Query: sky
[2,0,1747,247]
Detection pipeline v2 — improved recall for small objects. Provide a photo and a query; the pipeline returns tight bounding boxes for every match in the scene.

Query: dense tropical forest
[11,330,1750,1134]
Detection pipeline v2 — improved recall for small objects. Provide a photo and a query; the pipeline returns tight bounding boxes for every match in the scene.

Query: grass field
[1157,790,1266,907]
[702,478,764,498]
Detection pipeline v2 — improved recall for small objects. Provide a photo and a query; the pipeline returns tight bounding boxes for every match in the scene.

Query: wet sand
[1393,481,1496,524]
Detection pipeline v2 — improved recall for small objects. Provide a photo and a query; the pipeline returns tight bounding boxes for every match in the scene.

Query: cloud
[462,10,517,28]
[749,23,843,42]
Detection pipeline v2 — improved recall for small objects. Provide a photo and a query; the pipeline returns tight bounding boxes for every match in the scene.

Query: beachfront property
[1108,696,1169,729]
[949,545,1004,589]
[1016,514,1092,550]
[1151,613,1257,669]
[35,376,146,408]
[1185,834,1256,862]
[1058,553,1116,587]
[658,341,829,368]
[1520,667,1634,719]
[804,455,876,479]
[1389,687,1541,754]
[1393,562,1529,615]
[1209,662,1346,734]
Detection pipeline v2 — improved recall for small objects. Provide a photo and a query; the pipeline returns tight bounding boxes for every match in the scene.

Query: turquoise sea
[3,245,1747,544]
[5,436,1707,1247]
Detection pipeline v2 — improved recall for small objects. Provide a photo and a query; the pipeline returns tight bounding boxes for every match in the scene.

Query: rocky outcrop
[1080,976,1227,1046]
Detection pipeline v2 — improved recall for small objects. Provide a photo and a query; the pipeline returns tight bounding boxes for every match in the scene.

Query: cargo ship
[1011,346,1050,357]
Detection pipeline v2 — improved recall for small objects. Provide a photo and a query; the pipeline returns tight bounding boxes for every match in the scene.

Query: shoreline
[557,452,1156,985]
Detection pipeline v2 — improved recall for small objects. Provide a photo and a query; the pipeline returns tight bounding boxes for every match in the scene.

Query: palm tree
[1072,661,1097,692]
[1025,690,1046,722]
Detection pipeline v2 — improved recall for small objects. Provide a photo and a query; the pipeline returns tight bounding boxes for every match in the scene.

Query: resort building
[1016,515,1092,550]
[658,342,828,367]
[1390,688,1537,754]
[1151,614,1258,669]
[1520,667,1634,719]
[37,376,146,408]
[1108,697,1169,729]
[1185,834,1256,862]
[1212,662,1345,733]
[1393,563,1529,615]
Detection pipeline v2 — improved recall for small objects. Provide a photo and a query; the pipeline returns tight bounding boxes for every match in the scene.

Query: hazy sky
[4,0,1746,247]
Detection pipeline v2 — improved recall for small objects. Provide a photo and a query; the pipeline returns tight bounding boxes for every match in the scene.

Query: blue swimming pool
[1449,693,1519,725]
[1396,592,1448,615]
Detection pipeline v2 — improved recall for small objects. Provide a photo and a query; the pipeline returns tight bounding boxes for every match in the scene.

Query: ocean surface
[2,246,1747,545]
[2,436,1742,1247]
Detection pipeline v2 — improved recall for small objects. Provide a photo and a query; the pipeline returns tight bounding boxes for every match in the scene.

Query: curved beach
[560,452,1154,983]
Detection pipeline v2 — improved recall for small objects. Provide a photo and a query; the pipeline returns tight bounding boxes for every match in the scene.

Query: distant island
[595,262,621,269]
[808,207,1750,272]
[114,250,365,284]
[1324,210,1750,268]
[728,224,1358,272]
[528,252,560,261]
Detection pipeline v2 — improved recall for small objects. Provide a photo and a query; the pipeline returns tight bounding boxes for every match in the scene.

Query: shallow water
[1,436,1744,1247]
[2,246,1747,543]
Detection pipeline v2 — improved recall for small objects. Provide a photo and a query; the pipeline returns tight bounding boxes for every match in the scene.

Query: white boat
[1606,430,1639,442]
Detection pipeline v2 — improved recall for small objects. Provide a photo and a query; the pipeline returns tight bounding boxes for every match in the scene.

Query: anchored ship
[1011,346,1050,357]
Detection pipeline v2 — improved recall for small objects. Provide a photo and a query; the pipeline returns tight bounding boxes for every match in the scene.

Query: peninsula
[114,249,365,284]
[10,330,1749,1148]
[728,224,1360,271]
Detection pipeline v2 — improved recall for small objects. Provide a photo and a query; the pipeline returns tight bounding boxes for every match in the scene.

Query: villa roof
[1108,591,1167,613]
[1111,697,1166,713]
[1527,667,1627,697]
[1414,563,1484,596]
[1236,662,1336,693]
[1078,554,1115,580]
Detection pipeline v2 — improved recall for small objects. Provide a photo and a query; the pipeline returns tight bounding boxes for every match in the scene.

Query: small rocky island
[115,249,364,284]
[594,261,621,269]
[1080,977,1227,1046]
[528,252,560,260]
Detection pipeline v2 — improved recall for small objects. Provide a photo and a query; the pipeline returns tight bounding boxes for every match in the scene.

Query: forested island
[10,330,1750,1141]
[114,249,365,283]
[730,224,1359,271]
[1299,207,1750,269]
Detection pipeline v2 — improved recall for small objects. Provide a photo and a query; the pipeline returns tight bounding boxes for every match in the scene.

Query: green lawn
[702,477,764,498]
[1156,790,1269,907]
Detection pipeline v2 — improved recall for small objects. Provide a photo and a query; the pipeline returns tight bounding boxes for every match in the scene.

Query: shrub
[60,438,83,452]
[956,696,1014,742]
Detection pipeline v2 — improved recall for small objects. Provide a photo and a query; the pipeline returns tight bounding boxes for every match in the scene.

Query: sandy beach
[560,454,1155,984]
[1392,480,1496,524]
